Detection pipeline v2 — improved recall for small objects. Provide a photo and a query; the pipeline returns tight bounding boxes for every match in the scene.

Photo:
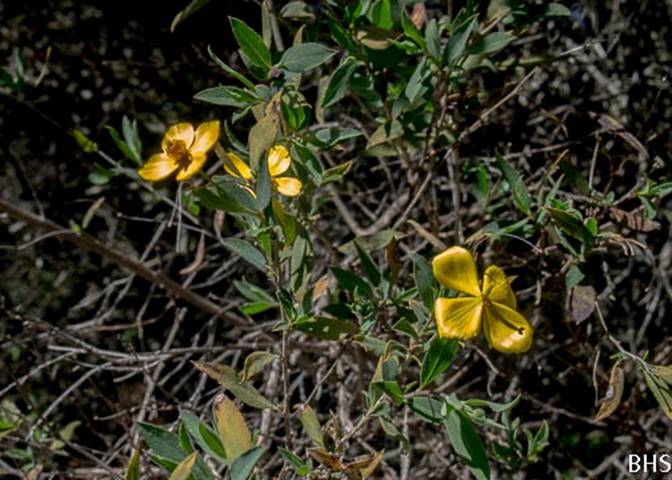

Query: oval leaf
[214,394,252,463]
[279,43,336,73]
[168,452,197,480]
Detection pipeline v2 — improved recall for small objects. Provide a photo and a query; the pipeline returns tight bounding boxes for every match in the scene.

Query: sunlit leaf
[214,394,252,463]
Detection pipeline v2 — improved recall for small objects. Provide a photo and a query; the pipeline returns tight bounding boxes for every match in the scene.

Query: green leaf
[180,410,226,462]
[444,18,477,63]
[420,338,459,389]
[137,424,214,480]
[565,265,585,290]
[178,422,193,453]
[234,279,276,305]
[547,208,593,244]
[248,114,278,169]
[295,317,359,340]
[281,1,316,21]
[280,449,312,476]
[230,446,266,480]
[122,116,142,163]
[332,267,373,297]
[401,10,425,47]
[320,161,353,185]
[641,364,672,420]
[194,362,276,410]
[355,241,381,286]
[366,120,402,149]
[171,0,210,32]
[215,177,258,211]
[137,423,185,462]
[230,17,272,71]
[271,199,298,245]
[414,254,435,310]
[374,380,405,405]
[338,229,395,256]
[543,3,572,17]
[207,46,256,90]
[463,395,520,413]
[495,155,532,216]
[425,19,440,59]
[298,405,324,448]
[242,351,278,382]
[261,0,272,47]
[368,0,393,30]
[125,449,141,480]
[255,152,272,210]
[105,125,138,165]
[444,409,490,480]
[194,86,259,107]
[405,57,429,103]
[279,43,336,73]
[322,57,361,108]
[311,127,363,149]
[72,130,98,153]
[221,238,267,271]
[195,181,256,214]
[468,32,514,55]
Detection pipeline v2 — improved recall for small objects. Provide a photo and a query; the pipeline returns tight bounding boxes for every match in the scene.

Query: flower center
[166,140,192,170]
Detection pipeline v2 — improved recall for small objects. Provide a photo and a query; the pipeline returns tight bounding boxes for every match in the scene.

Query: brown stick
[0,198,244,325]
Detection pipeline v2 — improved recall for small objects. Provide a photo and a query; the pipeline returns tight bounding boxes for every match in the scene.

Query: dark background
[2,0,672,478]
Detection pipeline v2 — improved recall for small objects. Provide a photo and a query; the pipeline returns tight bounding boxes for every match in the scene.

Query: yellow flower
[223,145,303,197]
[432,246,533,354]
[138,120,220,182]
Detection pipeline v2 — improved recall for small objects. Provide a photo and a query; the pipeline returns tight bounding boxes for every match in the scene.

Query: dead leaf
[570,285,596,324]
[540,108,568,138]
[214,210,225,238]
[385,238,400,285]
[410,3,426,29]
[168,452,197,480]
[180,234,206,275]
[595,361,624,421]
[349,450,384,479]
[214,394,252,463]
[82,197,105,229]
[356,29,392,50]
[312,274,331,302]
[609,207,660,232]
[308,447,344,471]
[591,112,649,159]
[407,219,447,250]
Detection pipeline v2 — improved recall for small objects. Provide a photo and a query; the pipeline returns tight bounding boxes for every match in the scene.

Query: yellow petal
[482,302,533,353]
[175,153,207,181]
[268,145,291,177]
[138,153,178,182]
[482,265,517,309]
[223,152,253,180]
[432,246,481,296]
[162,122,195,151]
[190,120,220,155]
[274,177,302,197]
[434,297,483,340]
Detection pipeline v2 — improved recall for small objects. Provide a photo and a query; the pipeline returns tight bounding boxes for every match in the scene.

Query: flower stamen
[166,140,192,171]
